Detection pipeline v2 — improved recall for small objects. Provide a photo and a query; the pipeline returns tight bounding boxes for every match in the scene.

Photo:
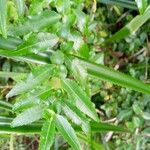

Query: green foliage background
[0,0,150,149]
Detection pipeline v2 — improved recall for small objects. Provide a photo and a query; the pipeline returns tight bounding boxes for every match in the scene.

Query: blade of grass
[83,59,150,94]
[90,122,128,132]
[14,0,25,16]
[0,122,42,134]
[107,5,150,42]
[67,55,150,95]
[98,0,137,10]
[15,53,50,64]
[0,117,127,134]
[0,0,7,38]
[135,0,148,14]
[0,49,50,64]
[0,100,13,111]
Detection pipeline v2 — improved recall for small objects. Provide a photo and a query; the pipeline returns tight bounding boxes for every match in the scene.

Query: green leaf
[13,98,40,112]
[117,110,132,121]
[6,65,55,98]
[63,100,87,125]
[133,116,141,128]
[74,8,87,33]
[63,100,90,134]
[56,115,81,150]
[0,100,13,111]
[77,133,105,150]
[11,32,59,56]
[90,122,128,132]
[29,0,44,15]
[13,88,51,112]
[0,71,26,81]
[142,112,150,120]
[135,0,148,14]
[0,0,7,38]
[71,58,90,95]
[0,36,22,50]
[78,43,89,59]
[14,0,25,16]
[97,0,137,10]
[9,10,60,36]
[0,34,56,63]
[133,103,143,115]
[50,50,64,65]
[107,5,150,42]
[0,116,127,134]
[78,57,150,95]
[61,79,99,122]
[55,0,71,14]
[0,49,50,64]
[12,106,43,127]
[39,117,55,150]
[0,116,42,134]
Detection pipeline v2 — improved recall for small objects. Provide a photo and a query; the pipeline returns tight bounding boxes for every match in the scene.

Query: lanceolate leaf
[13,88,51,112]
[12,106,43,127]
[14,0,25,16]
[0,49,50,64]
[77,57,150,95]
[39,117,55,150]
[56,115,81,150]
[107,5,150,42]
[63,100,90,134]
[0,36,22,50]
[6,65,55,98]
[61,79,99,122]
[0,0,7,38]
[0,116,127,134]
[9,10,61,36]
[0,100,13,111]
[97,0,137,10]
[71,59,90,95]
[11,33,59,56]
[13,98,40,112]
[63,100,87,125]
[135,0,148,14]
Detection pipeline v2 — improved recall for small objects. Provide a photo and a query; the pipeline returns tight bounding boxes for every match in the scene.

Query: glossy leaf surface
[62,79,99,121]
[6,65,55,98]
[56,115,81,150]
[12,106,43,127]
[39,117,55,150]
[78,57,150,95]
